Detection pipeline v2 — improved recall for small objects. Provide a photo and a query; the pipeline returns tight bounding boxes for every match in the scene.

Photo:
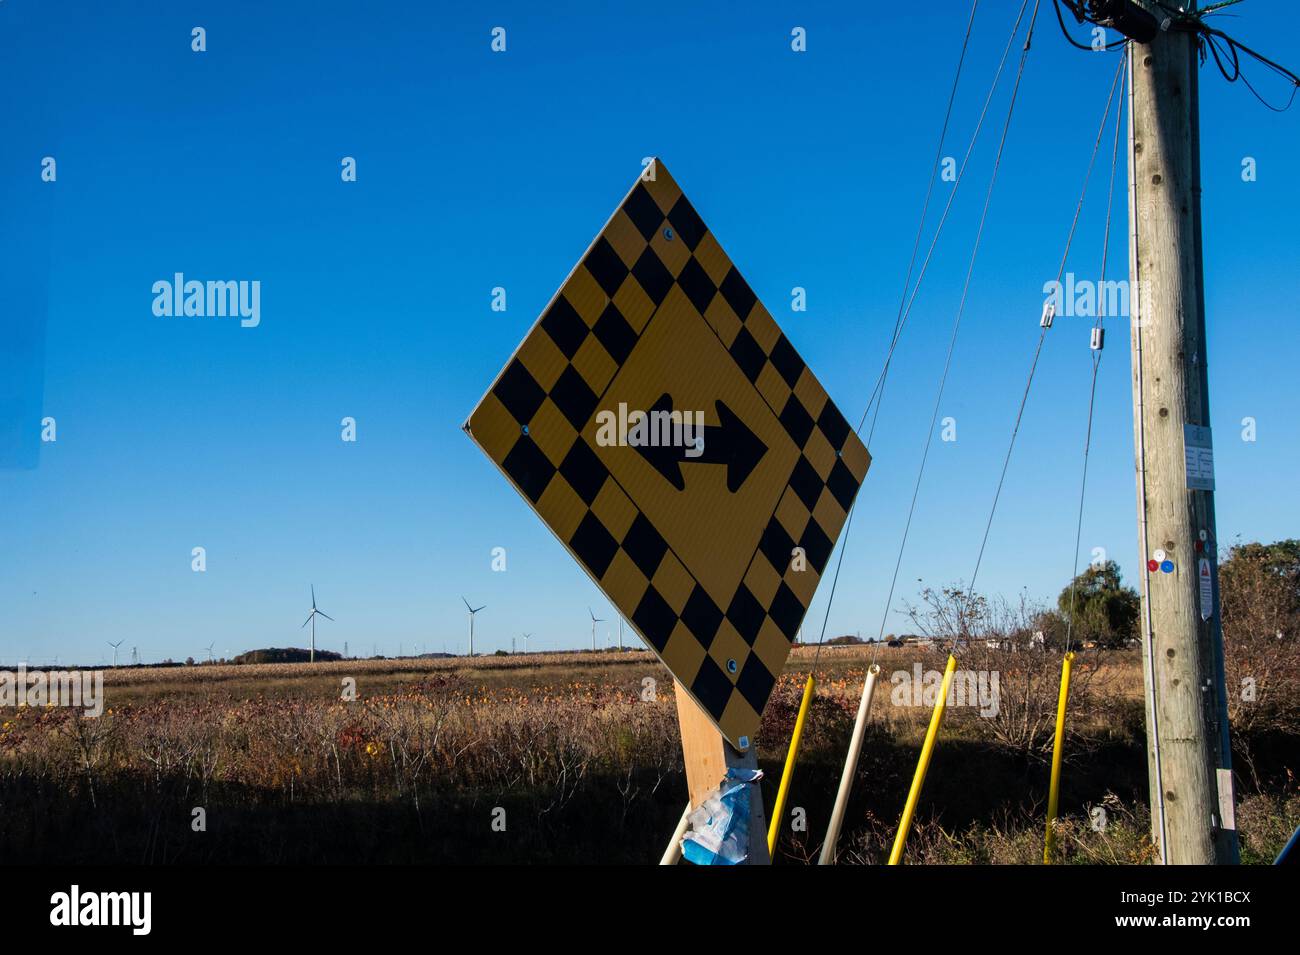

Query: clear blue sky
[1,1,1296,664]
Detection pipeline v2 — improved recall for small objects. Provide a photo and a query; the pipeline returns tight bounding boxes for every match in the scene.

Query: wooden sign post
[674,681,771,865]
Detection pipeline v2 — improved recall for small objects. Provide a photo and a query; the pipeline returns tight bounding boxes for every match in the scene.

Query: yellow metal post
[767,673,815,856]
[1043,651,1076,864]
[888,654,957,865]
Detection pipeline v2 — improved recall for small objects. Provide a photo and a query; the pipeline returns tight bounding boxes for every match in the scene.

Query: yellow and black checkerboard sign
[465,159,870,749]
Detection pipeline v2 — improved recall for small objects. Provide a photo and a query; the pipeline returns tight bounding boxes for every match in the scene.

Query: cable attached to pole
[1044,52,1127,867]
[804,0,1006,865]
[1057,0,1300,110]
[877,0,1042,650]
[964,51,1126,620]
[883,0,1046,864]
[1064,52,1126,652]
[811,0,1003,678]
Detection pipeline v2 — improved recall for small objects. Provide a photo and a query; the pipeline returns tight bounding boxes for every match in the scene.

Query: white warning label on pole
[1184,424,1215,490]
[1199,558,1213,621]
[1217,767,1236,831]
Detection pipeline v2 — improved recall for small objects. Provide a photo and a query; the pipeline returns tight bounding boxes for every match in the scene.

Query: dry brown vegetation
[3,636,1295,864]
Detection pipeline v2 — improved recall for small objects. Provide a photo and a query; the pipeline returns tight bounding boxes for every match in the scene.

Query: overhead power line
[809,0,986,667]
[1063,53,1128,653]
[965,54,1127,611]
[1056,0,1300,110]
[871,0,1045,647]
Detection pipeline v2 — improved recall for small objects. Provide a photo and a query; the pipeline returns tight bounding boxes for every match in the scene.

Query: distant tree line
[231,648,343,665]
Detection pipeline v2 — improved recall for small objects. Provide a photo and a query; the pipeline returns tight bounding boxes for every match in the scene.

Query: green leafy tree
[1219,540,1300,785]
[1057,560,1140,648]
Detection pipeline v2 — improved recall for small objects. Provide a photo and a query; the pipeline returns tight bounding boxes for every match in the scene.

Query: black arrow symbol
[633,393,768,493]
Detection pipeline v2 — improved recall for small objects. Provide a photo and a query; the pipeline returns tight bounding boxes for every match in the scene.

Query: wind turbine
[203,641,215,663]
[618,618,624,651]
[588,607,605,652]
[523,632,532,655]
[301,585,334,663]
[108,640,123,667]
[462,597,485,656]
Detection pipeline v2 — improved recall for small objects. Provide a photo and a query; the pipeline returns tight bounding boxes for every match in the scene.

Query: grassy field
[2,645,1295,864]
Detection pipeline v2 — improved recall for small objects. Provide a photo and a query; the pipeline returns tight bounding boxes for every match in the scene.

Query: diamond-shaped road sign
[465,159,870,748]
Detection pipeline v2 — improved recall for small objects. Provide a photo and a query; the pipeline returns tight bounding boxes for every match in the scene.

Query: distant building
[888,634,934,649]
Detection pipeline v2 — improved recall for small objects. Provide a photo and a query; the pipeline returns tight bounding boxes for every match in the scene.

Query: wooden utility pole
[1126,7,1238,864]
